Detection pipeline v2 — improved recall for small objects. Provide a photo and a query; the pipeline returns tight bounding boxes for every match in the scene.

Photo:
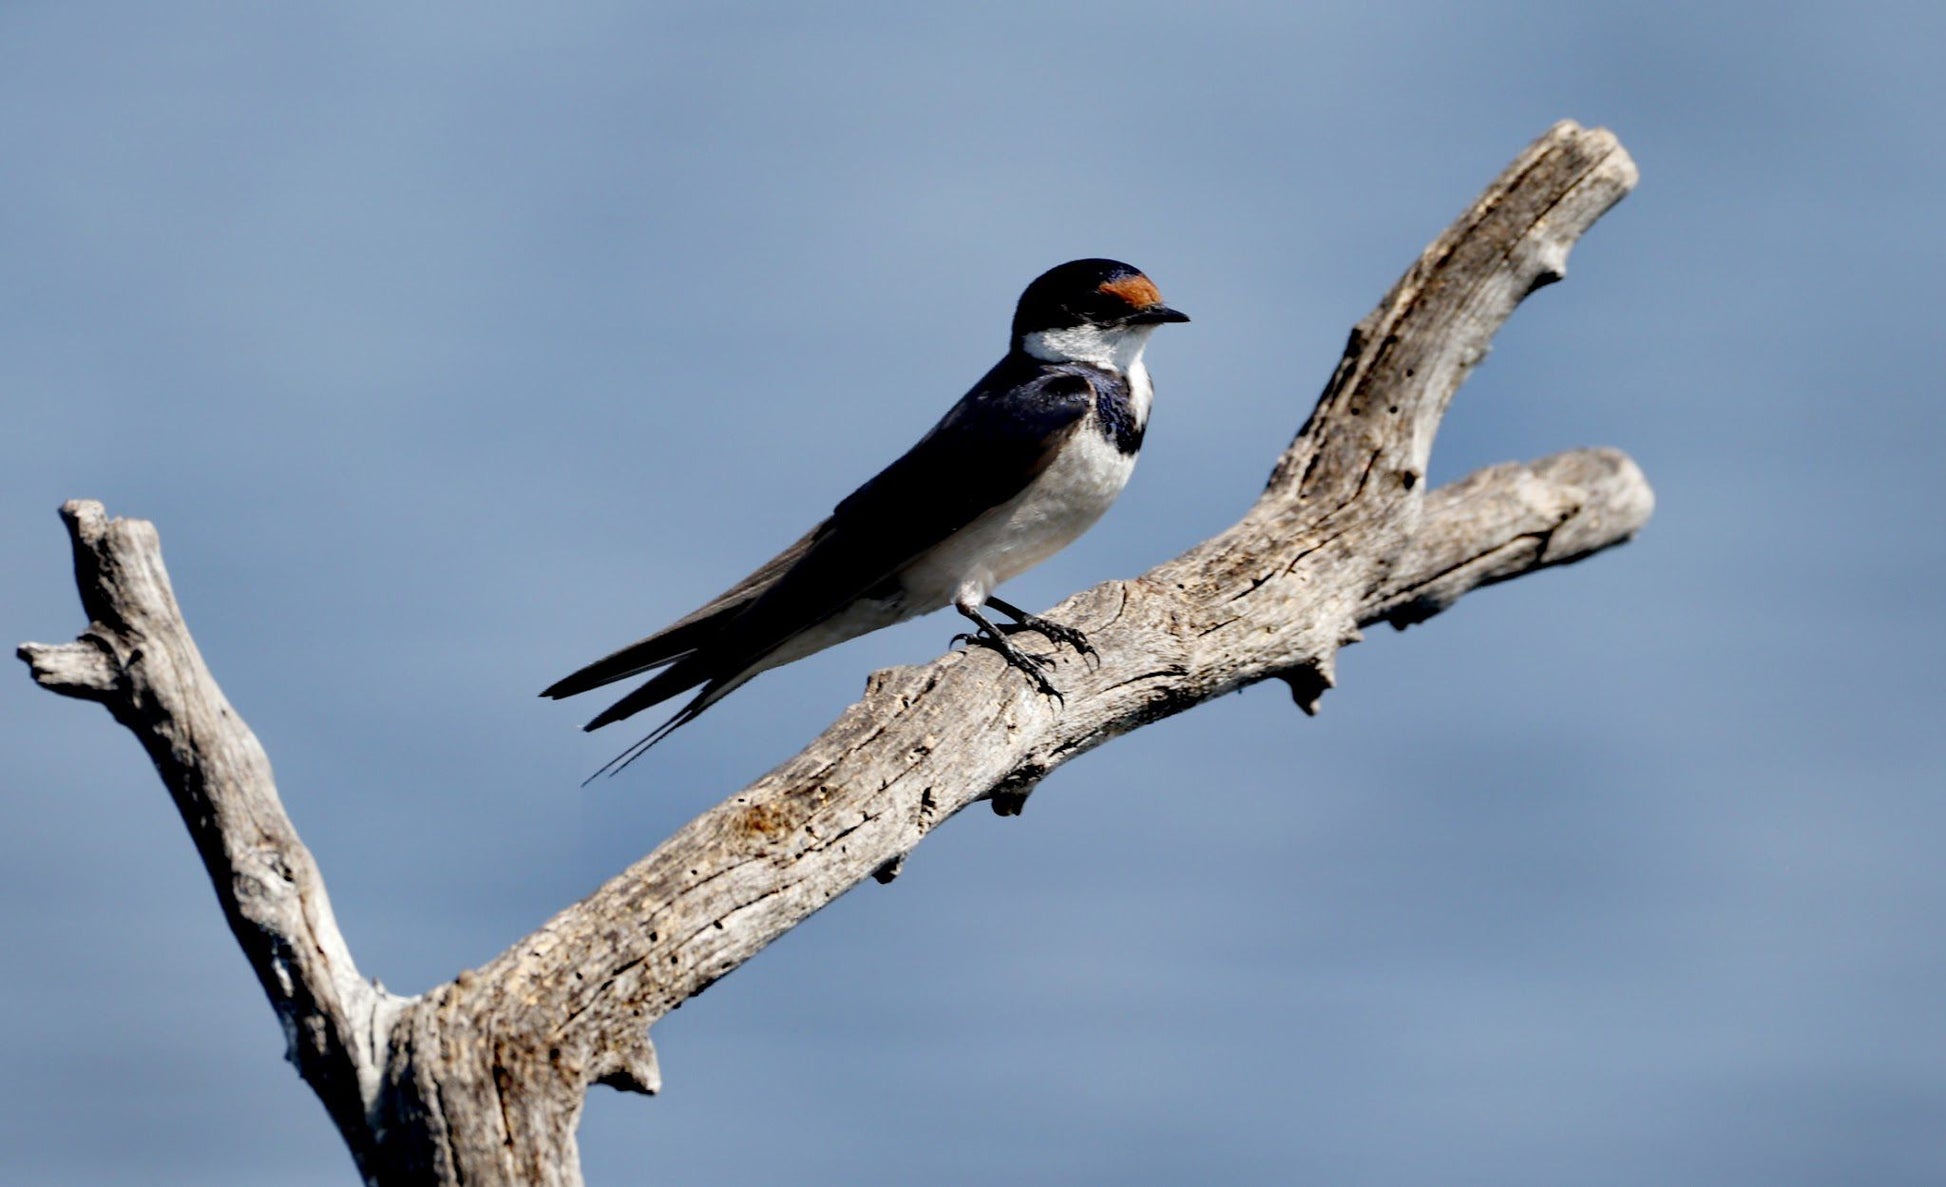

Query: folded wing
[543,360,1098,763]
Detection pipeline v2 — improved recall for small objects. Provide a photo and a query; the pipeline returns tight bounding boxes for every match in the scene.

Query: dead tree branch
[19,121,1649,1185]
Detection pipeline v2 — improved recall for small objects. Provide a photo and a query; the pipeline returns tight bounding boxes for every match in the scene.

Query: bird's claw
[996,614,1098,666]
[956,629,1065,702]
[1022,665,1065,703]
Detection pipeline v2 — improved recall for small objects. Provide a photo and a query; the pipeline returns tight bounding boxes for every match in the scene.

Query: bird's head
[1011,258,1189,371]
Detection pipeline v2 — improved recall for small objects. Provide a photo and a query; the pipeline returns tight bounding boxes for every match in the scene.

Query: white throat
[1021,322,1156,373]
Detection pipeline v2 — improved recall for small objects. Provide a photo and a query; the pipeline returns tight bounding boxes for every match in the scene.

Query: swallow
[544,258,1188,776]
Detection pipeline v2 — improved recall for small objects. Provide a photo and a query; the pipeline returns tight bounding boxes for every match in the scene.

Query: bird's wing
[716,365,1099,663]
[570,363,1098,732]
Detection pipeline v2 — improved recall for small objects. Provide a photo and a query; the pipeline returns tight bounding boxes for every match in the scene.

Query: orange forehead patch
[1097,274,1163,309]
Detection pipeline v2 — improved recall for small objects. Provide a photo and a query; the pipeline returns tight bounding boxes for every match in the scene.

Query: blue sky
[4,3,1942,1184]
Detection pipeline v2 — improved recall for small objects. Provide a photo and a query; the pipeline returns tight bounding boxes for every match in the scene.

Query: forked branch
[19,121,1650,1186]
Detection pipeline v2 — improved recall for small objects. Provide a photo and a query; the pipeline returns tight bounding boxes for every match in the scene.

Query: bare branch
[18,501,412,1180]
[19,122,1649,1185]
[1376,447,1654,629]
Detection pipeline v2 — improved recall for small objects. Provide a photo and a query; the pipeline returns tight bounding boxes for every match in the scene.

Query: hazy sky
[4,4,1943,1184]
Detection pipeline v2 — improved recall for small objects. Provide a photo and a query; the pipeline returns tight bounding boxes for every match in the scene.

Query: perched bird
[544,258,1188,775]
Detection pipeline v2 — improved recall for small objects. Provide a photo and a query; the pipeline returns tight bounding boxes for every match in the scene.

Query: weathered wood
[17,503,412,1179]
[18,121,1649,1185]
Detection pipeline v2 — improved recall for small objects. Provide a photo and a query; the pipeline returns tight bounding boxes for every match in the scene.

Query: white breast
[895,413,1138,611]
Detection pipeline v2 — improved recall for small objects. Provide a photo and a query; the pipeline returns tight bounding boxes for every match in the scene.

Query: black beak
[1129,305,1190,325]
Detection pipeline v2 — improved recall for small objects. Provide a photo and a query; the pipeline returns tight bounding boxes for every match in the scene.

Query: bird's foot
[994,614,1097,666]
[951,630,1065,702]
[983,596,1098,668]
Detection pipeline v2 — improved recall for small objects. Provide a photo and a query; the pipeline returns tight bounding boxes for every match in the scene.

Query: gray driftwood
[19,121,1651,1185]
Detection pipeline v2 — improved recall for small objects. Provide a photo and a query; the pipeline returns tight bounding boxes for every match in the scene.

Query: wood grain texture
[19,121,1649,1186]
[17,502,412,1178]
